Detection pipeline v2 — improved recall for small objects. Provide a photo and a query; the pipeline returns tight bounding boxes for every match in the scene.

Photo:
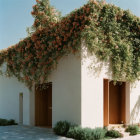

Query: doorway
[35,83,52,128]
[109,81,126,124]
[19,93,23,124]
[104,79,127,126]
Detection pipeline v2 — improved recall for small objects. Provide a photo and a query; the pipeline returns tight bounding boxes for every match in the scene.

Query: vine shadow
[81,44,112,79]
[130,95,140,124]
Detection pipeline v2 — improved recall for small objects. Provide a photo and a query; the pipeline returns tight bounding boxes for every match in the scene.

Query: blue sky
[0,0,140,49]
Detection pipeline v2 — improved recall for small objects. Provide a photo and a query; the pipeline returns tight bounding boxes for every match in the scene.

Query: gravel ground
[0,125,72,140]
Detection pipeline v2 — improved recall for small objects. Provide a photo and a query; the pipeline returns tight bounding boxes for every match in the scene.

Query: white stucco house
[0,44,140,128]
[0,1,140,129]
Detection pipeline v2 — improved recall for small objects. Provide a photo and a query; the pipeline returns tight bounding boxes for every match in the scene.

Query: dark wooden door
[109,81,126,124]
[120,82,126,124]
[104,79,109,126]
[35,83,52,127]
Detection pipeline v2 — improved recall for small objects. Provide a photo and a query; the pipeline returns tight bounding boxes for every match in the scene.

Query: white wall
[0,75,30,125]
[81,44,111,128]
[130,81,140,124]
[0,54,81,127]
[49,54,81,127]
[81,44,140,127]
[0,47,140,128]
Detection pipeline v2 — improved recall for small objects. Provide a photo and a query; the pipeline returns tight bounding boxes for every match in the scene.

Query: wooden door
[35,83,52,127]
[120,82,126,124]
[104,79,109,126]
[19,93,23,124]
[109,81,126,124]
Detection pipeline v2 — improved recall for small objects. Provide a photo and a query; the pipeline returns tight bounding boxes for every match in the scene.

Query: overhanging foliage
[0,0,140,89]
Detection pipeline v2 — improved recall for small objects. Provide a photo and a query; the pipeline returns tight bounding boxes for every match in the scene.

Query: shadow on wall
[130,95,140,124]
[81,43,112,78]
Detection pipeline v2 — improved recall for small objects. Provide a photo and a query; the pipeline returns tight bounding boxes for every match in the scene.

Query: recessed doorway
[104,79,129,126]
[35,83,52,128]
[19,93,23,124]
[109,81,126,124]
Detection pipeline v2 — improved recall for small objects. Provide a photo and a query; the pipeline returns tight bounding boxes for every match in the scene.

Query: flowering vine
[0,0,140,89]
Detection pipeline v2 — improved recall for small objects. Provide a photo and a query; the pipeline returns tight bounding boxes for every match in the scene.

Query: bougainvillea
[0,0,140,89]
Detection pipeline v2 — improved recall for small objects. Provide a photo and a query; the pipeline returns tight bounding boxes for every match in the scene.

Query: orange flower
[36,0,40,3]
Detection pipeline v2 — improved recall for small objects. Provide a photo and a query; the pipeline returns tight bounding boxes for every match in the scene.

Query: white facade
[130,81,140,124]
[0,45,140,128]
[81,45,140,127]
[49,54,81,127]
[81,45,109,128]
[0,76,30,125]
[0,54,82,127]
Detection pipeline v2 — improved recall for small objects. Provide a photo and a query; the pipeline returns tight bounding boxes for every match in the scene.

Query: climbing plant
[0,0,140,89]
[27,0,61,35]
